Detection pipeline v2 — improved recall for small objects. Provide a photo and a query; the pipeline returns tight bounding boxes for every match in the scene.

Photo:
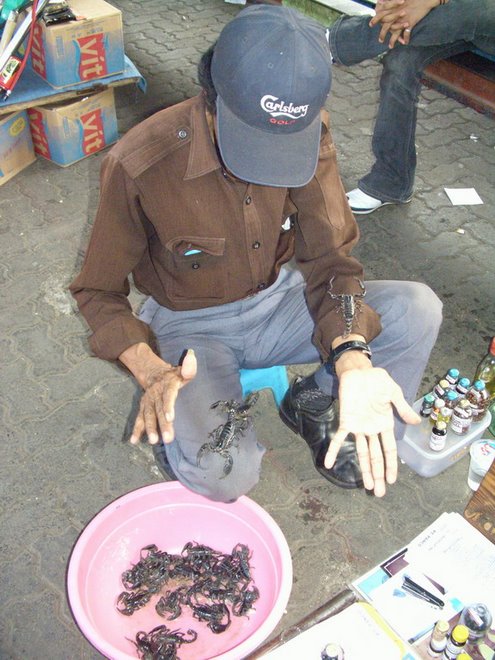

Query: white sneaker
[346,188,410,215]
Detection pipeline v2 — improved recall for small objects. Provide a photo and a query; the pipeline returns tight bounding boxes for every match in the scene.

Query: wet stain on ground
[298,494,329,522]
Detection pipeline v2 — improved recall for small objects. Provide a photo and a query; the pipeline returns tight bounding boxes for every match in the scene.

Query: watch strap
[330,340,372,363]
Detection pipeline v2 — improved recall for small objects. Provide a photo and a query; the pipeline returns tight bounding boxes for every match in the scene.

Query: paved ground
[0,1,494,658]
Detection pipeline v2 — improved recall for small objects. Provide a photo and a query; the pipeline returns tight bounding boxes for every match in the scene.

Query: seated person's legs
[328,0,489,66]
[347,41,471,213]
[328,1,494,214]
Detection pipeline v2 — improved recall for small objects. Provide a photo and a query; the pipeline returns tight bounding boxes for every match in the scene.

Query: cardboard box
[0,111,36,186]
[28,88,118,167]
[31,0,124,88]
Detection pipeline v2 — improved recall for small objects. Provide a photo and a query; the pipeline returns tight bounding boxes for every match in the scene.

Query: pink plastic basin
[67,482,292,660]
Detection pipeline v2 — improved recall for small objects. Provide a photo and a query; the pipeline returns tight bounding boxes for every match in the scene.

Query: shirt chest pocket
[164,236,226,302]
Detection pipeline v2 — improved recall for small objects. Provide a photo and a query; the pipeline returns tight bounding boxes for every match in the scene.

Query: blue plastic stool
[239,366,289,407]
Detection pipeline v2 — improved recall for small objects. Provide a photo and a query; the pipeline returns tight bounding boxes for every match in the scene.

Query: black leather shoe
[279,376,363,489]
[152,442,177,481]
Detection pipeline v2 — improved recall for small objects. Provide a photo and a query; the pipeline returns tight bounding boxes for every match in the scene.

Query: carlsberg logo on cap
[260,95,309,120]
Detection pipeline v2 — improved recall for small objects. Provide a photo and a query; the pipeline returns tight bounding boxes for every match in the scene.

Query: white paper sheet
[261,602,415,660]
[444,188,484,205]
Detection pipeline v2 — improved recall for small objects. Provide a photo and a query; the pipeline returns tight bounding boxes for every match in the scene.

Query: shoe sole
[278,404,362,489]
[350,197,412,215]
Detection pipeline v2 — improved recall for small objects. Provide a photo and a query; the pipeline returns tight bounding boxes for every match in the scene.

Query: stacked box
[28,88,118,167]
[31,0,124,88]
[0,110,36,186]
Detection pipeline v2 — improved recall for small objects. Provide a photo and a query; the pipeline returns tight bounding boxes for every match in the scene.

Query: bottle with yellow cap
[442,624,469,658]
[456,654,472,660]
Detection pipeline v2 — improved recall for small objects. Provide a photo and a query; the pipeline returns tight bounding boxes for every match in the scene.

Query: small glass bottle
[437,391,458,425]
[428,620,450,657]
[321,642,344,660]
[433,379,451,400]
[437,406,453,426]
[450,399,473,435]
[459,602,492,640]
[474,337,495,399]
[444,389,459,409]
[420,393,436,418]
[430,421,448,451]
[430,397,446,424]
[466,380,490,423]
[456,377,471,397]
[444,368,460,387]
[443,624,469,658]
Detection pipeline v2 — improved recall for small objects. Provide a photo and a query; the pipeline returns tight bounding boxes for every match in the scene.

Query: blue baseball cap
[211,5,332,188]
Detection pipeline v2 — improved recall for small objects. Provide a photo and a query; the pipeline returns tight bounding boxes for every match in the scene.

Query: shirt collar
[184,95,221,180]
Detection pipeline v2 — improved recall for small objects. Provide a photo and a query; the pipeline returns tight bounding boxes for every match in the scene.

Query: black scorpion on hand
[197,393,258,477]
[327,275,366,338]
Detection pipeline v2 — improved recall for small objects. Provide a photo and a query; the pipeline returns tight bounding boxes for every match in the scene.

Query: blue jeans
[140,267,442,501]
[328,1,495,202]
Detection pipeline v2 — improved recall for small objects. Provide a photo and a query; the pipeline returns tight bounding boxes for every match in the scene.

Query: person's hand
[370,0,442,46]
[129,348,197,445]
[119,343,197,445]
[324,361,420,497]
[370,0,407,37]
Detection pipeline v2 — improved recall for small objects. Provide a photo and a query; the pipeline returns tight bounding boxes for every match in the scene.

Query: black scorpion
[132,624,197,660]
[327,275,366,337]
[196,393,258,476]
[118,541,260,656]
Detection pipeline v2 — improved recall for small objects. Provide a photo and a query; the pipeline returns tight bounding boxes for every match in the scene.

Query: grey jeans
[328,1,495,201]
[140,267,442,501]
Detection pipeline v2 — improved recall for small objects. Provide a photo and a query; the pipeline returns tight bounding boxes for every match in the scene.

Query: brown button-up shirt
[70,94,381,362]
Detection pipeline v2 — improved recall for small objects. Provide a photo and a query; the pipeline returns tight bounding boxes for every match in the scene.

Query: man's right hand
[119,343,197,445]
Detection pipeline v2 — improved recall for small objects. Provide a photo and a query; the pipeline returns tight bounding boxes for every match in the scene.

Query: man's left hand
[324,363,420,497]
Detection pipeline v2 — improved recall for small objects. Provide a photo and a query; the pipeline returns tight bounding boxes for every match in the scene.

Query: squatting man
[70,5,442,502]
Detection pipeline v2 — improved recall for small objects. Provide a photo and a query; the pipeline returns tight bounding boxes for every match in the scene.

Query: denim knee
[391,281,443,345]
[371,281,442,348]
[409,282,443,334]
[381,47,427,92]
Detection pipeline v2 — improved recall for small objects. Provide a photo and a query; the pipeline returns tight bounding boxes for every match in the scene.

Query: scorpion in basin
[196,392,258,477]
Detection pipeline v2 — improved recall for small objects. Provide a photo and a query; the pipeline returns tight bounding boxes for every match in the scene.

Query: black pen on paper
[401,576,445,608]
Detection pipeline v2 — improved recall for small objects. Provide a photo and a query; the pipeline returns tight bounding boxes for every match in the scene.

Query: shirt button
[252,241,260,249]
[245,196,252,205]
[177,128,188,139]
[192,262,200,269]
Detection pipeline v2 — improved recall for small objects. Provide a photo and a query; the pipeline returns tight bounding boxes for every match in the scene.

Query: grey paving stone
[0,1,494,657]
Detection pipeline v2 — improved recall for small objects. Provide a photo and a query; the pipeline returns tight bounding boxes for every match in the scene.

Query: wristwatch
[330,340,372,364]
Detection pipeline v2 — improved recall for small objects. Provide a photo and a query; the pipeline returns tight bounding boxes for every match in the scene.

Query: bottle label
[434,384,447,398]
[443,640,465,659]
[430,430,447,451]
[450,414,467,435]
